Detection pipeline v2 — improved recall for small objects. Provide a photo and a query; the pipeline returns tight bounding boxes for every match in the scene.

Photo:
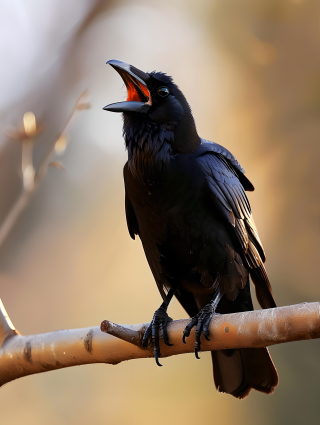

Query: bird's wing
[196,146,276,308]
[194,139,255,191]
[125,192,139,240]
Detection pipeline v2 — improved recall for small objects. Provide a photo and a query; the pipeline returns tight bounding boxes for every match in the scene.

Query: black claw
[182,301,220,358]
[203,322,210,340]
[160,322,173,347]
[182,316,198,344]
[195,336,201,359]
[194,327,202,359]
[155,356,162,367]
[153,341,162,366]
[144,306,174,366]
[182,326,191,343]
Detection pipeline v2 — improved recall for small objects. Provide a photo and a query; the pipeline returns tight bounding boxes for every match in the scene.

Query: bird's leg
[182,289,224,359]
[142,288,175,367]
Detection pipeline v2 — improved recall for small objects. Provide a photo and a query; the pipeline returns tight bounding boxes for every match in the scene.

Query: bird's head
[103,60,200,154]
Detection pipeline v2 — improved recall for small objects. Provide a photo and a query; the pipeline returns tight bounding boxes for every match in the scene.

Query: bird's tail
[211,347,278,399]
[250,264,277,309]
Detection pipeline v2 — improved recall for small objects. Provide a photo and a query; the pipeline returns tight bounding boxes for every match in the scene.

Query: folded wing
[195,141,276,309]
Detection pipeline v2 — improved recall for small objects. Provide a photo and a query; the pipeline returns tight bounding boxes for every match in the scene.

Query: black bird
[103,59,278,399]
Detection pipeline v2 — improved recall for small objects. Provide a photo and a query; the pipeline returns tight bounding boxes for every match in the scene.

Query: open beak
[103,60,152,113]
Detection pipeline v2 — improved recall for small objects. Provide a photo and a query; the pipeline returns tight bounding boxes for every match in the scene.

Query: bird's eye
[157,86,169,97]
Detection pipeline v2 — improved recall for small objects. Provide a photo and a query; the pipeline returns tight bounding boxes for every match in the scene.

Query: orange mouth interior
[126,80,150,102]
[117,69,150,103]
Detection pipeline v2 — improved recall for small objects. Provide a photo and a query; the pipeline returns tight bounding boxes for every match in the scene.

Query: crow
[103,59,278,399]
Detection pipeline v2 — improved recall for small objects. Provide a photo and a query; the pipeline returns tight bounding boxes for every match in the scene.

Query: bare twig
[0,300,319,387]
[0,299,20,347]
[100,320,144,346]
[0,91,90,248]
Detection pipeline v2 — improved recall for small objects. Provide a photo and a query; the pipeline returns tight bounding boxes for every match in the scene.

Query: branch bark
[0,300,319,387]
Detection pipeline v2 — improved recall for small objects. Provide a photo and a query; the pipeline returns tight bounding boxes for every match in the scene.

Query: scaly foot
[182,289,223,359]
[142,305,173,366]
[182,304,219,359]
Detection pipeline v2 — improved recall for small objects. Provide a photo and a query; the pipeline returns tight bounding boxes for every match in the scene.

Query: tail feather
[211,347,279,399]
[250,264,277,309]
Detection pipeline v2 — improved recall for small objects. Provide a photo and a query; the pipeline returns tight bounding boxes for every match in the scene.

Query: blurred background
[0,0,319,423]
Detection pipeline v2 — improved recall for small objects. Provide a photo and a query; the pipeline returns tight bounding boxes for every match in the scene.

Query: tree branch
[0,300,319,387]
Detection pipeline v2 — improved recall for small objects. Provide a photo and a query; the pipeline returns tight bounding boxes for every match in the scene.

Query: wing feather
[125,192,139,240]
[197,148,276,308]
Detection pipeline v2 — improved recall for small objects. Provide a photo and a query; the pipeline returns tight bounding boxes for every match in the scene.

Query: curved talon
[203,323,210,341]
[194,333,201,359]
[153,343,162,367]
[194,345,201,359]
[202,317,211,338]
[182,326,192,343]
[182,316,198,344]
[154,348,162,367]
[195,328,202,359]
[160,322,173,347]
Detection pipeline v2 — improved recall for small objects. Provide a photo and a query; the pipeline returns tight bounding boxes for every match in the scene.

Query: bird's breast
[124,156,239,297]
[125,156,229,257]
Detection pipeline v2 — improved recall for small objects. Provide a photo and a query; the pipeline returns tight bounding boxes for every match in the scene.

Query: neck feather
[123,116,173,185]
